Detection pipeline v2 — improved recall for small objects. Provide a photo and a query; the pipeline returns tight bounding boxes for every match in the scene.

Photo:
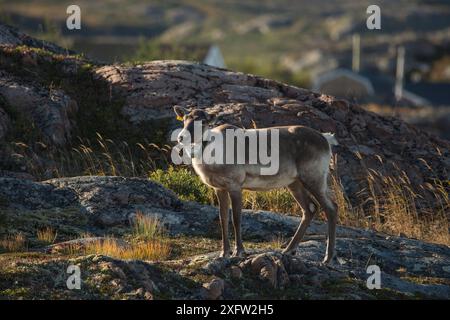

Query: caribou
[173,106,339,263]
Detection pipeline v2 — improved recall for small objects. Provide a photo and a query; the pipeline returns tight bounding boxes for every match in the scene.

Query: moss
[149,167,215,204]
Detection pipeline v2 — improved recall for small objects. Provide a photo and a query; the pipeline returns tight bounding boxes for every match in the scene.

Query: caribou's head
[173,106,217,145]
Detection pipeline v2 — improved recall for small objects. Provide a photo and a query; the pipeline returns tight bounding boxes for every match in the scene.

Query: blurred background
[1,0,450,139]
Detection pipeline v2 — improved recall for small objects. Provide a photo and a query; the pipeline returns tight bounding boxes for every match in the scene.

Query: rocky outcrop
[94,61,450,206]
[0,23,72,55]
[1,176,450,299]
[0,23,449,208]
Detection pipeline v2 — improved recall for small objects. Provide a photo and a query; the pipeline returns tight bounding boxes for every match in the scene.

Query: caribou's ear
[173,106,187,121]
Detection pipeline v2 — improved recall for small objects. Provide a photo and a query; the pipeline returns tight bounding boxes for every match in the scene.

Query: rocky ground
[1,23,450,300]
[1,176,450,300]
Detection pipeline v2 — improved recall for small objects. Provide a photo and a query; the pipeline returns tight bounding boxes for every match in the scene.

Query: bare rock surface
[0,23,72,55]
[1,176,450,299]
[0,23,448,208]
[0,24,450,299]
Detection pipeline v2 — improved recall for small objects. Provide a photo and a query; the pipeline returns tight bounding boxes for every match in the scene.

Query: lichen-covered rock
[1,175,450,299]
[230,265,243,279]
[0,70,77,145]
[48,176,183,227]
[201,277,225,300]
[243,253,290,289]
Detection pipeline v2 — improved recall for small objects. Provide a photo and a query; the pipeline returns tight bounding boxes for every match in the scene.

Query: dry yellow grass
[11,131,449,248]
[0,233,27,252]
[83,237,171,261]
[243,189,298,215]
[333,167,450,246]
[37,227,57,244]
[133,211,165,240]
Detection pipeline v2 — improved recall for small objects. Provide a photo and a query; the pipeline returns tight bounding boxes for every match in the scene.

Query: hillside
[1,176,450,299]
[0,23,449,300]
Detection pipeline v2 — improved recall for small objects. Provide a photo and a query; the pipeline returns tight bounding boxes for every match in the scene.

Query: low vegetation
[63,214,171,261]
[0,233,27,253]
[132,211,165,241]
[149,167,214,204]
[150,165,450,246]
[6,134,172,179]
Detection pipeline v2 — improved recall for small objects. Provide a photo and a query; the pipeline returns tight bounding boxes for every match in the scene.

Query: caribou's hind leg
[282,180,319,256]
[300,178,338,264]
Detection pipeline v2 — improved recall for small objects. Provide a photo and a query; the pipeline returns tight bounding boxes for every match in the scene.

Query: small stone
[144,291,154,300]
[230,266,242,279]
[133,287,145,297]
[202,278,225,300]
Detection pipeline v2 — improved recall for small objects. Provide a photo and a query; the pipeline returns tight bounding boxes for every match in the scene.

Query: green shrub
[149,167,215,204]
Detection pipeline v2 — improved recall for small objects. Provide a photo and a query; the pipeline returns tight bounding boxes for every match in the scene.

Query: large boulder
[0,22,448,208]
[0,23,73,55]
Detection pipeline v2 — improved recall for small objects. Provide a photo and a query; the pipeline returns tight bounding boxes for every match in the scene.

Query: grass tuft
[37,227,57,245]
[133,212,165,240]
[149,167,215,204]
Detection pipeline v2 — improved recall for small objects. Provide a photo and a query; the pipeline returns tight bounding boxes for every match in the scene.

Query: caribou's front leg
[215,189,231,257]
[229,190,245,257]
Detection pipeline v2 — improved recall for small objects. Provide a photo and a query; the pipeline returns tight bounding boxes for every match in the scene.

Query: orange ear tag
[176,115,183,121]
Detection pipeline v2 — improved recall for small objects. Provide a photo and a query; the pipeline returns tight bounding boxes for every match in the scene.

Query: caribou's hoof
[219,250,231,258]
[231,248,246,258]
[321,255,335,265]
